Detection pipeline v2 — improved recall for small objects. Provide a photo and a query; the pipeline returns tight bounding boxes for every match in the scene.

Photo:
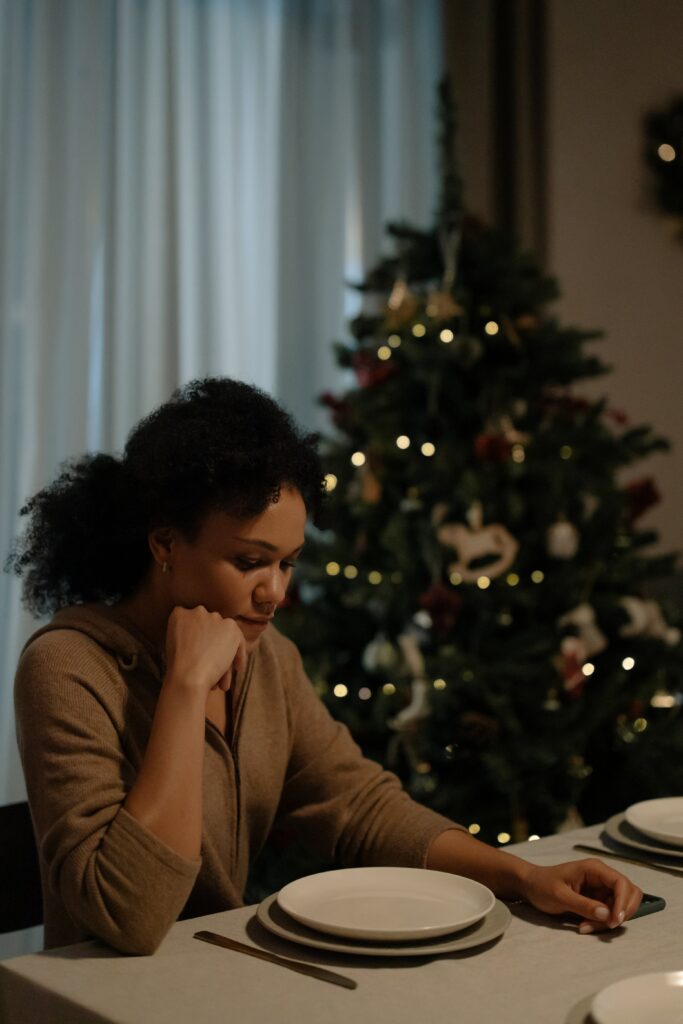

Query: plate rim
[625,797,683,848]
[256,891,511,958]
[604,812,683,860]
[276,866,496,941]
[591,970,683,1024]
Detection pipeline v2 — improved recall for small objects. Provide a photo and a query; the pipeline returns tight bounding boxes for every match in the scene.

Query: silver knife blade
[193,930,358,990]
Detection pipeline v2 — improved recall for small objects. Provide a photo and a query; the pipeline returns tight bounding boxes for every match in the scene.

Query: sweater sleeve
[14,632,200,955]
[270,633,463,868]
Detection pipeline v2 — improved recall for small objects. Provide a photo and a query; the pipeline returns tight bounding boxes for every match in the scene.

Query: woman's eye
[281,561,296,571]
[235,558,263,571]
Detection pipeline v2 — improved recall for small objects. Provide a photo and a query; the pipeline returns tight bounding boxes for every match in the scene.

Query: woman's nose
[254,568,287,607]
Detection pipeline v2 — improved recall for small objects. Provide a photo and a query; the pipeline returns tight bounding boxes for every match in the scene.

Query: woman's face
[163,486,307,650]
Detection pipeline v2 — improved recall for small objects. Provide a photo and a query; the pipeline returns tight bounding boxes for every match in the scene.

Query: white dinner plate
[257,892,511,957]
[276,867,496,941]
[604,813,683,860]
[625,798,683,848]
[592,972,683,1024]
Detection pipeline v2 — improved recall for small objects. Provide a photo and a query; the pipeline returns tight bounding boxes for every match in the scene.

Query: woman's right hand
[163,605,248,697]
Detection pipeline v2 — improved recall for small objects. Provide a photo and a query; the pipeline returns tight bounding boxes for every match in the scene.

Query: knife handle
[193,930,358,990]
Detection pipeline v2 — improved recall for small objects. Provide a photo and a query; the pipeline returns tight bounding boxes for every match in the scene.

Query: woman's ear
[148,527,176,570]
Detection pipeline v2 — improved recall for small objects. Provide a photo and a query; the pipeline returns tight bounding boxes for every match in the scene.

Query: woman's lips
[236,616,271,632]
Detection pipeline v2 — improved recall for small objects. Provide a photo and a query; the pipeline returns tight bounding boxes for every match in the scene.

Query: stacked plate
[256,867,511,957]
[602,797,683,868]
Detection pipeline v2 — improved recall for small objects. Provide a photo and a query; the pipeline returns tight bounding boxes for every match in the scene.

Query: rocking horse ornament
[435,501,519,582]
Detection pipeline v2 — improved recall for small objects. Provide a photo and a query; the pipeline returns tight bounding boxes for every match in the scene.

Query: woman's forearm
[123,677,207,861]
[426,828,533,899]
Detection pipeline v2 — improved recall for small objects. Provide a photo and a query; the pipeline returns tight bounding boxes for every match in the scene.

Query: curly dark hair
[6,378,324,616]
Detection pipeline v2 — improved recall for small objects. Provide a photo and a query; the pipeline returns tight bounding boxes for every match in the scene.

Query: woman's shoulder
[15,605,136,704]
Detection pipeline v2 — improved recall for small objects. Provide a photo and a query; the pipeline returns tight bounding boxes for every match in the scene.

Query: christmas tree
[273,80,683,864]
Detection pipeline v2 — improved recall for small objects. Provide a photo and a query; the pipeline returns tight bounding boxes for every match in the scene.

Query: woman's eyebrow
[230,538,305,556]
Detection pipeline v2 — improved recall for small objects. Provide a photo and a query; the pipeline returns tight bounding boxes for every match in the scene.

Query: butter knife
[193,930,358,990]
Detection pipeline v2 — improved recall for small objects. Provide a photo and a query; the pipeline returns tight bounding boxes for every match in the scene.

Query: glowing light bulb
[477,576,491,589]
[583,662,595,677]
[377,345,392,361]
[531,570,544,584]
[421,442,436,457]
[468,823,481,835]
[388,334,402,348]
[333,684,348,698]
[497,832,511,844]
[440,329,454,343]
[324,473,337,492]
[351,451,366,467]
[343,565,358,580]
[396,435,411,449]
[412,323,427,338]
[358,687,372,701]
[658,143,676,162]
[382,682,396,695]
[433,678,447,690]
[507,573,520,586]
[368,570,382,585]
[485,321,499,336]
[326,561,341,576]
[512,445,525,463]
[622,657,635,671]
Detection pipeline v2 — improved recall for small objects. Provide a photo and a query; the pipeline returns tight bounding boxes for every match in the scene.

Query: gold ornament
[385,277,419,328]
[360,467,382,504]
[426,290,463,322]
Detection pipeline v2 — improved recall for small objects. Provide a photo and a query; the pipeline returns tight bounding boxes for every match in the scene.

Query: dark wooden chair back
[0,801,43,933]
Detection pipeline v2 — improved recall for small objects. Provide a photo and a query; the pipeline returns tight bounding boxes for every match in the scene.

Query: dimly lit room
[1,1,683,1020]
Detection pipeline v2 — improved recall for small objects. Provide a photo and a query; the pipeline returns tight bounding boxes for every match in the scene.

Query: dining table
[0,821,681,1024]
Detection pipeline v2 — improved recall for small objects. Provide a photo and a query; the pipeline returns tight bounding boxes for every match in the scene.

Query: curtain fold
[0,0,442,832]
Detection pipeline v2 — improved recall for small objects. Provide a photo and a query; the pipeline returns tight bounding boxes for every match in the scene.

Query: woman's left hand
[520,858,643,933]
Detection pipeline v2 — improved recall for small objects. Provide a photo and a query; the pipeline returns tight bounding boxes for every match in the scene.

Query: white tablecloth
[1,823,681,1024]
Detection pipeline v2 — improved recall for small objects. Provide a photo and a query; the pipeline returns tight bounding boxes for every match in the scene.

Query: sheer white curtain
[0,0,442,827]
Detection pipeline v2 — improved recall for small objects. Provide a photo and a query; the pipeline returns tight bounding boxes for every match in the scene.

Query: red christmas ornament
[419,583,463,637]
[352,350,399,389]
[319,391,350,427]
[606,407,629,427]
[474,432,513,463]
[625,477,661,522]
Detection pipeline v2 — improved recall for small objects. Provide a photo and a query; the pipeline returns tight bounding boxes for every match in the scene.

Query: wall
[547,0,683,554]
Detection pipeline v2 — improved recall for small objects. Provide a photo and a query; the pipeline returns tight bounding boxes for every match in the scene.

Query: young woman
[10,378,641,955]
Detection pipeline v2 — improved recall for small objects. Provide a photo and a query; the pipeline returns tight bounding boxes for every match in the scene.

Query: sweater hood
[22,603,164,678]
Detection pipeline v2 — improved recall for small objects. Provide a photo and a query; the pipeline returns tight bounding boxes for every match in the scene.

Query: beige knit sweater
[14,604,458,954]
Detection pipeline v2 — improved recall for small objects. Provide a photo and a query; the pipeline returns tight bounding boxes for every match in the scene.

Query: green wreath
[643,95,683,237]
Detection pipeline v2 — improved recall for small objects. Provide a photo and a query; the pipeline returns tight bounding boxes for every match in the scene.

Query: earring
[161,561,169,574]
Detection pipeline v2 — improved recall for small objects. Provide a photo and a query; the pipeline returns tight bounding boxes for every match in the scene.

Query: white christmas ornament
[388,679,430,732]
[619,596,681,646]
[546,519,580,559]
[436,501,519,582]
[397,632,427,680]
[558,604,608,658]
[362,635,399,674]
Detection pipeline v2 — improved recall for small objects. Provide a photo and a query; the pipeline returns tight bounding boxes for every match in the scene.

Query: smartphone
[633,893,666,919]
